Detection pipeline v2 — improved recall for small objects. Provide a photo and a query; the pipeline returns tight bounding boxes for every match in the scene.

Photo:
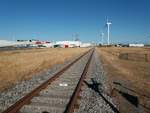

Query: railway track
[2,48,94,113]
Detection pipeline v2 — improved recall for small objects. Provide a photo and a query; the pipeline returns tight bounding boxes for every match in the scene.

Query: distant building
[0,40,32,47]
[0,39,92,48]
[80,43,92,47]
[56,41,81,48]
[0,40,16,47]
[129,44,144,47]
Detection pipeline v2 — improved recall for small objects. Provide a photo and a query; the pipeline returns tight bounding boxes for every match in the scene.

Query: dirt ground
[0,48,88,91]
[96,47,150,113]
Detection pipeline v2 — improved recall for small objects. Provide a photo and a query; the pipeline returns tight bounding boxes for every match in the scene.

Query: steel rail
[3,49,93,113]
[64,48,94,113]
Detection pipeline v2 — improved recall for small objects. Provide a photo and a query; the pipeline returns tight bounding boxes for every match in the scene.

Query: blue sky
[0,0,150,43]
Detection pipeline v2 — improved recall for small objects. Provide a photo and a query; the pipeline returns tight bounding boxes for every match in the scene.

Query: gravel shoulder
[76,50,116,113]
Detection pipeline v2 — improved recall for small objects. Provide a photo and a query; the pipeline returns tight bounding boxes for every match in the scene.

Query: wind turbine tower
[106,19,112,45]
[101,32,104,45]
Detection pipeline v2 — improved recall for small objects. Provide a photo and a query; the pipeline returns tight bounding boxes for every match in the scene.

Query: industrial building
[0,40,92,48]
[55,41,81,48]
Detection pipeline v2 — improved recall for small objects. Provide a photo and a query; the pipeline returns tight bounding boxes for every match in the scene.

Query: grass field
[0,48,88,91]
[96,47,150,112]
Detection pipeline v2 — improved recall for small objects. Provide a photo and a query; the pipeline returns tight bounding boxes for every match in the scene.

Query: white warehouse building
[56,41,82,47]
[129,44,144,47]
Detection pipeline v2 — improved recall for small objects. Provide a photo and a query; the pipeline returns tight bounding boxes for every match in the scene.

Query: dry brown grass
[96,47,150,112]
[97,47,150,91]
[0,48,88,91]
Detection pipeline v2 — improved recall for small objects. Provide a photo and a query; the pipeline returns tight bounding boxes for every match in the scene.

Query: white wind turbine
[100,32,104,45]
[106,19,112,45]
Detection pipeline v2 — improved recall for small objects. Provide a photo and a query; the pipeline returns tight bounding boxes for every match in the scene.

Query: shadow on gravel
[84,78,120,113]
[113,82,139,107]
[117,89,139,107]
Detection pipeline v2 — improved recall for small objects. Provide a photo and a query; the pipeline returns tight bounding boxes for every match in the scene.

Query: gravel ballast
[0,49,117,113]
[76,50,116,113]
[0,52,82,113]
